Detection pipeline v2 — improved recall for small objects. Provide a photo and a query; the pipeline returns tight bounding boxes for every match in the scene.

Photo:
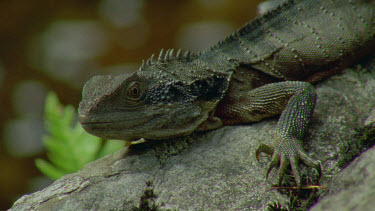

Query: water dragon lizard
[78,0,375,187]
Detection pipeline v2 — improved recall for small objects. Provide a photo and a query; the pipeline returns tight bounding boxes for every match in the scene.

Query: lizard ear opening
[126,81,142,101]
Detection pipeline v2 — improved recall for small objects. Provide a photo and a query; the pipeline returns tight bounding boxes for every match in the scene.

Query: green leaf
[35,92,125,180]
[35,158,67,180]
[97,140,126,159]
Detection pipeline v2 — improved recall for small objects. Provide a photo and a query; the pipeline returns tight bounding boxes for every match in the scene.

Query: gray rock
[311,146,375,210]
[10,60,375,210]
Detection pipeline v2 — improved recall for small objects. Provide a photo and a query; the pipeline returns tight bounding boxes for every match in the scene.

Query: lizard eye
[126,82,142,100]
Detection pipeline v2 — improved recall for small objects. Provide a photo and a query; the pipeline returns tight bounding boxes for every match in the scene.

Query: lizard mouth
[78,113,150,127]
[79,113,167,140]
[78,114,109,125]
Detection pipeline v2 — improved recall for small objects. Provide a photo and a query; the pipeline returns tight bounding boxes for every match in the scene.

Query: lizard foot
[256,136,321,187]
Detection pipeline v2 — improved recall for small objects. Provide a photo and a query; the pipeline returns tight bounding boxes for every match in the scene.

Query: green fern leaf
[35,92,125,180]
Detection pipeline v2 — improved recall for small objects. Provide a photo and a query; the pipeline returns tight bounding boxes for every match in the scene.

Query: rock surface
[10,61,375,210]
[311,145,375,210]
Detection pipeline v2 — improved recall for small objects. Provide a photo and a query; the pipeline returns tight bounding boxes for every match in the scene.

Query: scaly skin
[78,0,375,187]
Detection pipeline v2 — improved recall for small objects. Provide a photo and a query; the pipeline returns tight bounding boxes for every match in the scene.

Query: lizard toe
[276,148,302,187]
[256,143,274,161]
[277,154,288,185]
[266,151,280,180]
[298,149,322,178]
[289,154,302,187]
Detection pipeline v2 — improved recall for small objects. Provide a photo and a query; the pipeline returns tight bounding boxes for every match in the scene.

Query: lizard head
[78,49,230,141]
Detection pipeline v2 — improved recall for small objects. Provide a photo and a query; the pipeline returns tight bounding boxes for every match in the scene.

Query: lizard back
[196,0,375,81]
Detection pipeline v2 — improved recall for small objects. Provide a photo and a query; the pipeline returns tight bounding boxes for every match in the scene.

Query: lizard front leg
[217,81,322,186]
[257,81,322,186]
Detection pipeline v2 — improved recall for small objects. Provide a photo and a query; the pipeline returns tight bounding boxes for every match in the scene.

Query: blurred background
[0,0,262,209]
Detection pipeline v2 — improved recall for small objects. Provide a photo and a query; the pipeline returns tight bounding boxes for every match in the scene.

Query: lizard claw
[256,143,274,161]
[256,137,321,187]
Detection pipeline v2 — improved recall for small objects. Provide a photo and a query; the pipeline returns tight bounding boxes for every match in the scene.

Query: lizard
[78,0,375,187]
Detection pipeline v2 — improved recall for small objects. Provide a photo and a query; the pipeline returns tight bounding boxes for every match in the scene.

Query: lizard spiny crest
[139,48,196,71]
